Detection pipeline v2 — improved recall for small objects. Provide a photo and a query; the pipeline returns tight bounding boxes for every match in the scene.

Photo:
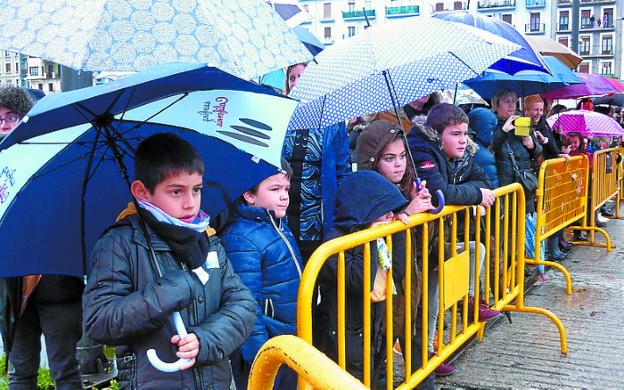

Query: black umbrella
[592,94,624,107]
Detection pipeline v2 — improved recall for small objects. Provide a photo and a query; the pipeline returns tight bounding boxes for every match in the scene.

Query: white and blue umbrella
[0,0,312,79]
[288,16,521,130]
[0,63,298,278]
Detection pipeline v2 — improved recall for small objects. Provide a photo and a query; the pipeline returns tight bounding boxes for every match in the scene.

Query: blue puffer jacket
[220,204,303,362]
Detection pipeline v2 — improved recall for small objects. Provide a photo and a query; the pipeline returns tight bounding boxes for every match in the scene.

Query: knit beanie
[468,107,497,146]
[355,120,403,171]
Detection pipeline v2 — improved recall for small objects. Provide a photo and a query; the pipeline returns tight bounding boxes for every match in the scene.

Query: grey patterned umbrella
[0,0,312,79]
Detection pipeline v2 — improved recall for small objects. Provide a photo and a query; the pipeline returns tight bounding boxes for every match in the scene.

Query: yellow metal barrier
[248,335,367,390]
[611,146,624,219]
[530,155,588,294]
[297,183,567,389]
[572,148,617,247]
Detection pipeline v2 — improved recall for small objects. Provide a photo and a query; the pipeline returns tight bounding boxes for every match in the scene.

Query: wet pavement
[436,217,624,389]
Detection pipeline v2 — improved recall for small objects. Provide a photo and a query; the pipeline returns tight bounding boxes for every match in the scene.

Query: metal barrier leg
[524,259,573,295]
[504,305,568,355]
[567,226,613,251]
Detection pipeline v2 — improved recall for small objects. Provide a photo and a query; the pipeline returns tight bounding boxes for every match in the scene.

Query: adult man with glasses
[0,86,33,137]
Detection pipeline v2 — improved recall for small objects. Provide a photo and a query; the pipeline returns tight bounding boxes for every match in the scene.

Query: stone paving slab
[437,218,624,389]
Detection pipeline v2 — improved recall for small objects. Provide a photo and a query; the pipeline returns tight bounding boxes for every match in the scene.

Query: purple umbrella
[547,110,624,136]
[541,73,623,100]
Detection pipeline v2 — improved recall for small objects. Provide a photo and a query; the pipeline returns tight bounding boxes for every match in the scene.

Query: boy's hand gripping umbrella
[146,311,191,372]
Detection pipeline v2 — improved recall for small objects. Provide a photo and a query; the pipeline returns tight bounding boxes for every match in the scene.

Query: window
[602,9,613,28]
[502,14,512,25]
[5,63,10,73]
[559,11,569,30]
[29,66,38,76]
[323,2,331,19]
[303,4,309,12]
[14,62,18,72]
[580,10,591,28]
[48,83,54,92]
[579,36,591,55]
[37,83,43,90]
[435,2,444,11]
[601,62,612,75]
[530,13,540,31]
[348,2,355,12]
[324,26,331,40]
[578,62,590,73]
[454,1,464,10]
[602,35,613,54]
[348,26,355,37]
[558,36,569,47]
[48,64,54,77]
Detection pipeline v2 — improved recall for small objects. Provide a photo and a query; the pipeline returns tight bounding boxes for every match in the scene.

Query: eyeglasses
[0,112,20,126]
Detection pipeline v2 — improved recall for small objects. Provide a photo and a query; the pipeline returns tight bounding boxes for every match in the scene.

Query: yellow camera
[514,117,531,136]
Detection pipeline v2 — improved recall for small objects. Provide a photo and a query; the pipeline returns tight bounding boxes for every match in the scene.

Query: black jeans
[8,300,82,390]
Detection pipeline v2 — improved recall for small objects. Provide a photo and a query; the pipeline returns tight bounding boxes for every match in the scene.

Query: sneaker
[467,297,501,321]
[559,240,572,253]
[429,353,456,377]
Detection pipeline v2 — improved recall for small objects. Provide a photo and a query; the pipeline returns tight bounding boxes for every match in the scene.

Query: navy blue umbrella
[433,11,550,75]
[463,56,583,99]
[0,63,297,277]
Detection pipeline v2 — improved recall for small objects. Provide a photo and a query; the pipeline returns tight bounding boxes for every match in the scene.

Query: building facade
[0,51,28,88]
[553,0,621,78]
[25,57,61,94]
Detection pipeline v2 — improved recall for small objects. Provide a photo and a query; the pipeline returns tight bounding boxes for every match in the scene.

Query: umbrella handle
[147,312,191,373]
[415,178,445,214]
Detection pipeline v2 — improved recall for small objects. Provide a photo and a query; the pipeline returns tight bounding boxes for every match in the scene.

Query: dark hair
[135,133,204,193]
[284,62,308,95]
[426,103,469,134]
[373,130,415,198]
[403,91,444,119]
[0,86,34,117]
[565,132,586,154]
[247,159,293,195]
[549,104,567,116]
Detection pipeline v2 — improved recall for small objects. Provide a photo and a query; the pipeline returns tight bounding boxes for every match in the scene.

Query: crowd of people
[1,71,623,390]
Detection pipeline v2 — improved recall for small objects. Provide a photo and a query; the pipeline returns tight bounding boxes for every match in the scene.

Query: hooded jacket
[469,108,499,189]
[314,171,407,381]
[220,204,303,363]
[83,213,255,390]
[407,116,490,206]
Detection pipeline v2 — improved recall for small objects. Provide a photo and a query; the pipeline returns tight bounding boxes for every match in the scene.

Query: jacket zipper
[268,211,303,278]
[180,262,205,390]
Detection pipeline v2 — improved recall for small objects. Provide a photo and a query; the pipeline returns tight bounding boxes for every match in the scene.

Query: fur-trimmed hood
[410,115,478,156]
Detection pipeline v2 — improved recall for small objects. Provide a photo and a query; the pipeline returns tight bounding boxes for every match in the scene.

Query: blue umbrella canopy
[0,63,298,277]
[463,56,583,99]
[433,11,551,75]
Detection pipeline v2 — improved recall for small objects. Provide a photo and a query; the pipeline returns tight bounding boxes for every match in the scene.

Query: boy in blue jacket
[83,133,256,389]
[221,160,302,390]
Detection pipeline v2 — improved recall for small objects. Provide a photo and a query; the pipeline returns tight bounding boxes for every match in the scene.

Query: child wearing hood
[313,171,411,388]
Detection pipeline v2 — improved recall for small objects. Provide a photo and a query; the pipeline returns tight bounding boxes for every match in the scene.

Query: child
[83,133,256,389]
[313,170,409,387]
[221,161,302,390]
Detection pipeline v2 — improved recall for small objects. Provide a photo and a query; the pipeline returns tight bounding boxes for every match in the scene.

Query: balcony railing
[558,0,572,5]
[525,0,546,7]
[580,0,616,3]
[525,23,545,34]
[477,0,516,9]
[342,9,375,19]
[601,48,614,55]
[579,48,590,56]
[386,5,419,17]
[580,21,615,30]
[557,23,570,31]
